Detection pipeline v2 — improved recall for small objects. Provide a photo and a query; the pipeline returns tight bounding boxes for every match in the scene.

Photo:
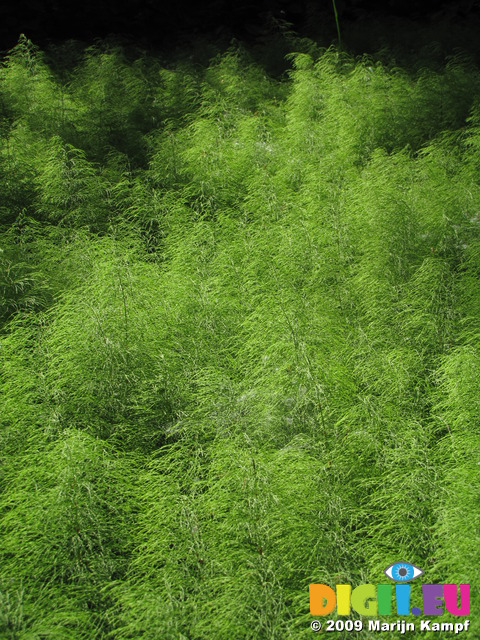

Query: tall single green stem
[332,0,342,48]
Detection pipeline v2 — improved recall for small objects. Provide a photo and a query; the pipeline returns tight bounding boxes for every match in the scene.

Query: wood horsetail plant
[0,34,479,638]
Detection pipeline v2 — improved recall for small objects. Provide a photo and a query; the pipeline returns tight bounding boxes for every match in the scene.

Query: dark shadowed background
[1,0,480,56]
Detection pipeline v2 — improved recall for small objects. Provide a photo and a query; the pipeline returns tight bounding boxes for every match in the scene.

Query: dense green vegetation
[1,35,479,638]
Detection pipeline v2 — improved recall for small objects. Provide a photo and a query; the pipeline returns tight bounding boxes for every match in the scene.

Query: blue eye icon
[384,562,424,582]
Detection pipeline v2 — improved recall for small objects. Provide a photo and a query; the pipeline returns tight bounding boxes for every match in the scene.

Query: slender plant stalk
[332,0,342,48]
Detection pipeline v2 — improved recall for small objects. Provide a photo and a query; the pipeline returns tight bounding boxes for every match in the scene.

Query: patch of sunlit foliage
[0,35,479,639]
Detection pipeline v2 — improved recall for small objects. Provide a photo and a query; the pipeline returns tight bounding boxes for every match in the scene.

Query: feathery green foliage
[1,35,479,638]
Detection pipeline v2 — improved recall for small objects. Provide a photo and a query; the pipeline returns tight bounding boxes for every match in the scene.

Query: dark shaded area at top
[1,0,480,60]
